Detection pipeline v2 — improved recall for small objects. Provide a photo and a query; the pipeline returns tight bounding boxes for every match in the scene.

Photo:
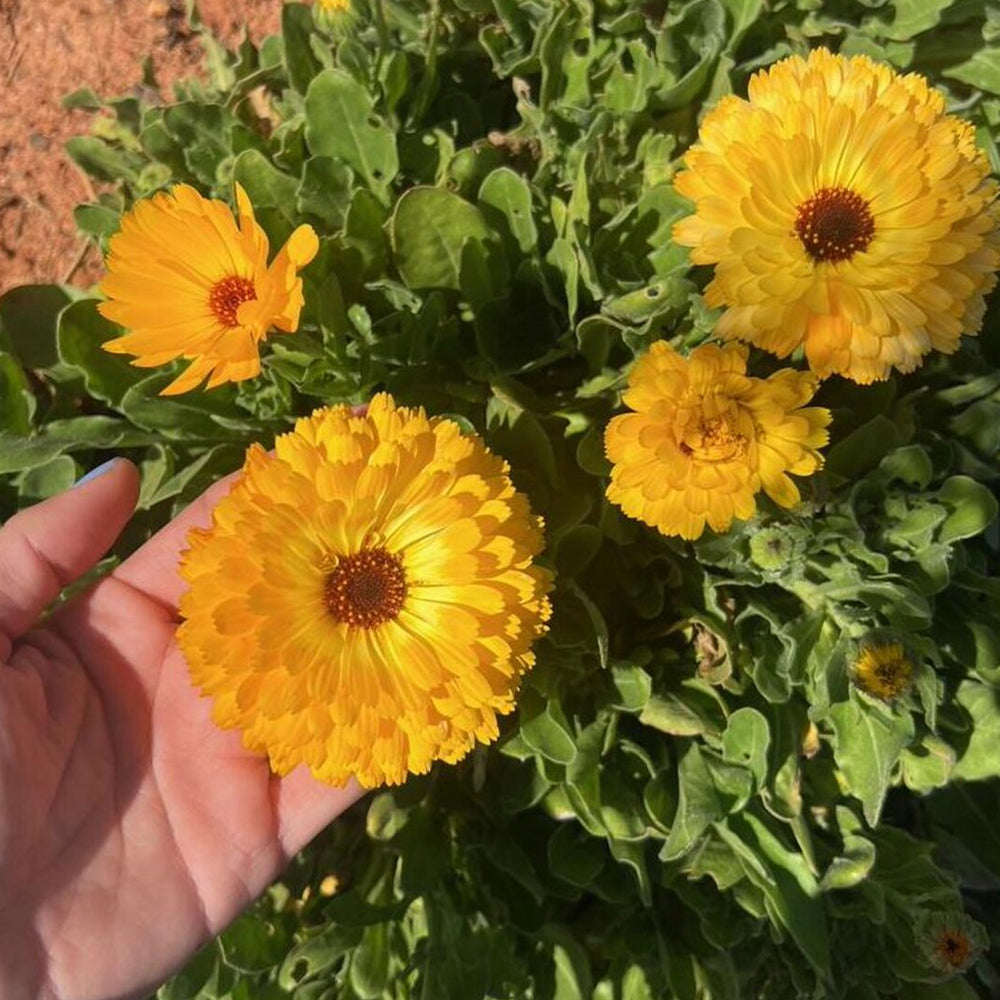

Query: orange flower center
[794,187,875,263]
[209,275,257,328]
[679,413,748,463]
[324,548,407,629]
[936,931,971,969]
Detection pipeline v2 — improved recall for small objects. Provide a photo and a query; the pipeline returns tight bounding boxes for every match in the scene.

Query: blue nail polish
[74,458,120,489]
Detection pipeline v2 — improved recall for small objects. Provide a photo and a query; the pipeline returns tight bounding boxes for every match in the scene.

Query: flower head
[314,0,355,30]
[748,523,806,575]
[851,638,914,701]
[918,912,988,975]
[673,48,1000,384]
[177,394,553,788]
[604,341,830,540]
[99,184,318,395]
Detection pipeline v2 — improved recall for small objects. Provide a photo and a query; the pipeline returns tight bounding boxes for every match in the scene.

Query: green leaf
[0,419,161,474]
[16,455,77,502]
[487,834,546,903]
[297,157,355,230]
[162,104,232,186]
[882,0,955,40]
[899,733,955,793]
[567,580,610,669]
[277,925,362,990]
[935,475,998,543]
[74,203,122,240]
[478,167,538,255]
[655,0,727,110]
[119,374,252,441]
[219,914,291,973]
[952,680,1000,781]
[610,663,652,713]
[304,69,398,199]
[157,943,219,1000]
[232,149,301,231]
[366,791,410,841]
[880,445,933,489]
[603,276,693,324]
[282,2,323,93]
[0,284,73,369]
[897,981,982,1000]
[144,446,244,508]
[661,742,728,861]
[64,136,136,182]
[547,823,607,887]
[349,922,390,999]
[345,188,389,276]
[925,782,1000,890]
[639,680,726,737]
[62,87,104,111]
[391,187,495,291]
[519,686,577,765]
[57,299,143,407]
[554,524,602,578]
[0,352,35,433]
[829,698,914,826]
[718,813,831,975]
[825,415,901,479]
[721,708,771,790]
[946,50,1000,96]
[820,808,876,891]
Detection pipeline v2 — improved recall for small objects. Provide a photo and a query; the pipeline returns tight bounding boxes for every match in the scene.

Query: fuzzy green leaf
[829,699,914,826]
[391,187,495,291]
[952,680,1000,781]
[304,69,398,199]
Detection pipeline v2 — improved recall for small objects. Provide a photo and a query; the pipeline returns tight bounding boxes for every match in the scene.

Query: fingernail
[74,458,121,489]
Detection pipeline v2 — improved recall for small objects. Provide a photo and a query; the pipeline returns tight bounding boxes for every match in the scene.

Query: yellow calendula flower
[851,639,914,701]
[604,341,830,540]
[177,394,553,788]
[98,184,318,396]
[672,48,1000,384]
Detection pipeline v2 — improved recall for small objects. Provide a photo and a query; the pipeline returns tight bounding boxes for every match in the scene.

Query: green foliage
[1,0,999,997]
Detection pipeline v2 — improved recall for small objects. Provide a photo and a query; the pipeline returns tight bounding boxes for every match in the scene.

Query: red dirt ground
[0,0,282,297]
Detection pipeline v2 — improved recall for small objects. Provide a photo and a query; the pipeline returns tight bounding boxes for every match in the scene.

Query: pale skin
[0,460,362,1000]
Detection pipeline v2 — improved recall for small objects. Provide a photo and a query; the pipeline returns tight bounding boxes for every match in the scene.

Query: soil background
[0,0,282,297]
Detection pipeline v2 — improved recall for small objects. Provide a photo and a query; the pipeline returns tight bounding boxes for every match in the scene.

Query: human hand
[0,460,362,1000]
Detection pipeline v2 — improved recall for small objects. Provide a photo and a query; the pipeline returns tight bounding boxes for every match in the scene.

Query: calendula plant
[1,1,999,998]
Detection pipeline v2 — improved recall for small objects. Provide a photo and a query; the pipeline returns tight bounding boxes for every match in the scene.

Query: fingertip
[74,457,140,507]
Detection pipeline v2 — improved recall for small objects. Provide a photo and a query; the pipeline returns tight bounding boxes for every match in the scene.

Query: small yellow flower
[672,48,1000,384]
[851,640,914,701]
[99,184,318,395]
[177,394,553,788]
[313,0,355,30]
[604,341,830,540]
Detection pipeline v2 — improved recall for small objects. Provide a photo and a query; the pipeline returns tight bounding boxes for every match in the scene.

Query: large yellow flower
[99,184,318,395]
[177,394,553,788]
[605,342,830,540]
[673,48,1000,384]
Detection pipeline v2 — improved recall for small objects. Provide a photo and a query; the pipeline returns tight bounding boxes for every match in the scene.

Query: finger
[273,768,365,857]
[0,459,140,651]
[112,469,242,613]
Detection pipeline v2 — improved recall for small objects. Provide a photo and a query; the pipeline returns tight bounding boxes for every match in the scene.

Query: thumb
[0,458,140,655]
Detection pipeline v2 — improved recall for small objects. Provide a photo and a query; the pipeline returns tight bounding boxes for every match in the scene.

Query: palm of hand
[0,465,359,1000]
